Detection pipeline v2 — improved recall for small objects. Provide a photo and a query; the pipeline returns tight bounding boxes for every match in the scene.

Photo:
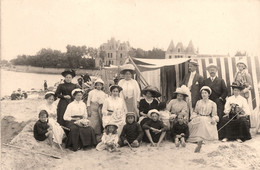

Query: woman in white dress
[102,85,127,136]
[37,91,65,145]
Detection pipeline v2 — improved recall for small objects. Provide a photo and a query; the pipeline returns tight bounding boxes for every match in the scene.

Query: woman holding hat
[139,85,160,126]
[37,91,65,145]
[167,85,189,125]
[63,89,97,151]
[118,64,141,119]
[187,86,219,152]
[55,69,78,126]
[234,59,252,100]
[87,78,107,139]
[102,85,127,136]
[219,82,251,143]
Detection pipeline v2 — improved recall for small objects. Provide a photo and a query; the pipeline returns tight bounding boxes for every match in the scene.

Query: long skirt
[125,97,138,119]
[65,121,97,151]
[88,102,102,135]
[187,116,218,143]
[218,117,251,141]
[48,118,65,144]
[57,98,71,126]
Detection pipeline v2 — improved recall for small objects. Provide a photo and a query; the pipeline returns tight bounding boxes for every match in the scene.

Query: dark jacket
[143,119,167,132]
[171,122,189,140]
[33,120,49,141]
[120,121,143,143]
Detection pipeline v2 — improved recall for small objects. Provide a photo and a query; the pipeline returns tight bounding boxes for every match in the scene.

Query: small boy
[171,114,189,147]
[33,110,54,147]
[120,112,144,147]
[143,109,167,147]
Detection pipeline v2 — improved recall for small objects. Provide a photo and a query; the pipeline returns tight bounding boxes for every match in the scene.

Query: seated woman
[64,89,97,151]
[37,91,65,145]
[219,82,251,143]
[167,85,189,126]
[187,86,219,153]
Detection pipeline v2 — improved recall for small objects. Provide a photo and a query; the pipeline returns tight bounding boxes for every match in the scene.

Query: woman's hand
[211,119,216,125]
[64,95,71,99]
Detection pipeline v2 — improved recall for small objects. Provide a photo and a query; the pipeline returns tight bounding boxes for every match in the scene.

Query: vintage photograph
[1,0,260,169]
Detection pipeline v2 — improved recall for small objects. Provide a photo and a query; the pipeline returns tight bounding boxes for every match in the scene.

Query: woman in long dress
[118,64,141,119]
[102,85,127,136]
[187,86,219,152]
[219,82,251,142]
[55,69,78,126]
[37,91,65,145]
[87,78,107,140]
[64,89,97,151]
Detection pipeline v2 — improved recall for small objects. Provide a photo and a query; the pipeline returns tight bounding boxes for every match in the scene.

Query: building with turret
[165,40,197,59]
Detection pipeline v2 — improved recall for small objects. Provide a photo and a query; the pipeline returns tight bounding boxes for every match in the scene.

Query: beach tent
[129,56,260,129]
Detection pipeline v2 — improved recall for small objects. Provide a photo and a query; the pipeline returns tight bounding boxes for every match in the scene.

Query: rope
[217,110,242,132]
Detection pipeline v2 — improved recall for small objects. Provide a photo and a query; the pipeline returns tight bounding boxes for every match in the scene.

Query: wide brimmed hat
[206,63,218,70]
[105,123,118,129]
[109,85,123,92]
[189,59,199,66]
[174,86,189,97]
[236,59,247,69]
[147,109,160,118]
[230,82,245,90]
[126,112,135,118]
[61,69,76,78]
[71,88,84,96]
[120,64,136,74]
[200,86,212,95]
[142,85,161,98]
[94,78,104,85]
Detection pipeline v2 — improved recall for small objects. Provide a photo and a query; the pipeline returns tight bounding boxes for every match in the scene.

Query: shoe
[222,138,228,142]
[236,139,242,143]
[175,142,180,147]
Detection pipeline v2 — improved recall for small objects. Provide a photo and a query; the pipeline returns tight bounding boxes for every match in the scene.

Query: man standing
[44,80,48,91]
[181,59,204,110]
[202,63,228,129]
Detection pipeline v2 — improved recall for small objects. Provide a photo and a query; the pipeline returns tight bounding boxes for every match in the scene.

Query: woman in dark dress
[55,69,78,126]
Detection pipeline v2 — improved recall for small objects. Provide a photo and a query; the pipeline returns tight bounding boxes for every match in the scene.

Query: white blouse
[102,96,127,116]
[118,79,140,101]
[64,100,87,121]
[86,89,107,107]
[224,95,251,115]
[101,133,119,144]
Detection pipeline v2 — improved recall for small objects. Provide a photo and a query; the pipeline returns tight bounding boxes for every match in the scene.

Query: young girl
[87,78,107,140]
[37,91,65,145]
[33,110,54,147]
[96,123,119,152]
[143,109,167,147]
[64,89,97,151]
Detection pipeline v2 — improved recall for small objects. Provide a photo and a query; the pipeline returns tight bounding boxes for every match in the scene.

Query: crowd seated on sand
[34,59,255,153]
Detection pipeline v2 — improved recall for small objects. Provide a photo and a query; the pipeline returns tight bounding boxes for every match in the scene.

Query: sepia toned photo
[1,0,260,169]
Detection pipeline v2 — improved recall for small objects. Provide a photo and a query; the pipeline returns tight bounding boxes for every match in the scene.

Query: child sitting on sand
[120,112,143,147]
[33,110,54,147]
[143,109,167,147]
[96,123,119,152]
[171,114,189,147]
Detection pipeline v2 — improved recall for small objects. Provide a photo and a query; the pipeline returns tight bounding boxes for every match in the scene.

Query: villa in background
[99,37,131,66]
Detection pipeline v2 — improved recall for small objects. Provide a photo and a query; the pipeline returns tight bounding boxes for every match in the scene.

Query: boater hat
[61,69,76,78]
[120,64,136,74]
[71,88,84,96]
[206,63,218,70]
[142,85,161,98]
[236,59,247,69]
[147,109,160,118]
[200,86,212,95]
[189,59,199,66]
[230,82,245,90]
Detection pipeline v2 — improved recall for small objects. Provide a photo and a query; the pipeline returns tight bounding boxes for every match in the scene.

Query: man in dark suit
[181,59,204,110]
[202,63,228,129]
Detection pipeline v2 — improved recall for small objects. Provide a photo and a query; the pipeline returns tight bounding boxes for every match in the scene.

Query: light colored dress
[87,89,107,135]
[96,133,119,151]
[102,96,127,136]
[224,95,251,115]
[167,99,189,120]
[159,110,171,129]
[37,102,65,144]
[118,79,141,117]
[187,99,219,143]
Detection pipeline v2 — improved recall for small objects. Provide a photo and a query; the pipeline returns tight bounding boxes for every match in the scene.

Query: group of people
[33,58,253,153]
[11,88,28,100]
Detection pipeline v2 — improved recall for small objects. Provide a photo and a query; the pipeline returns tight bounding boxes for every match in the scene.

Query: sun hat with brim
[189,59,199,66]
[126,112,135,118]
[120,64,136,74]
[61,69,76,78]
[231,82,245,90]
[147,109,160,118]
[236,59,247,69]
[173,87,188,97]
[142,85,161,98]
[206,63,218,70]
[94,78,104,85]
[200,86,212,95]
[71,88,84,96]
[109,85,123,92]
[105,123,118,129]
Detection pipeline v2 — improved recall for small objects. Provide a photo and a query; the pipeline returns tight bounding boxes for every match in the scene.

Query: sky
[1,0,260,60]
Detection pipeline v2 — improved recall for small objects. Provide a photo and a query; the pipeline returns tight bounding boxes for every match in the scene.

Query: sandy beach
[1,98,260,170]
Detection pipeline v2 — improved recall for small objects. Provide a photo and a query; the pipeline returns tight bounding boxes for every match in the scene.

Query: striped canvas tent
[131,56,260,129]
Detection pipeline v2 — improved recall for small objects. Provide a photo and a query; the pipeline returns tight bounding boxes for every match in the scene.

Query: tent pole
[128,56,149,86]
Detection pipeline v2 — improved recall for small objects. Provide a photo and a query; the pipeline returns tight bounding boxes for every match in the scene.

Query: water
[0,69,78,97]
